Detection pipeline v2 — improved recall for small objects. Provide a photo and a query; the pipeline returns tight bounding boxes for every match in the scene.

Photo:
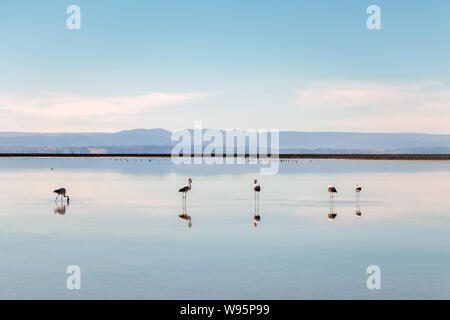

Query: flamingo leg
[182,193,185,213]
[331,194,334,212]
[257,192,260,214]
[357,193,360,209]
[329,193,332,213]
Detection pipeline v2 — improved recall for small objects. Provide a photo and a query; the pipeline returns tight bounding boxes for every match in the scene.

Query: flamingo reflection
[253,213,261,227]
[179,213,192,228]
[54,203,67,216]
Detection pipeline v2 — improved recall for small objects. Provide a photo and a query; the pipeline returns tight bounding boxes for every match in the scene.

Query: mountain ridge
[0,129,448,154]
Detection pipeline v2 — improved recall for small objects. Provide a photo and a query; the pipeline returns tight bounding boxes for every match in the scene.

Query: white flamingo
[54,187,70,203]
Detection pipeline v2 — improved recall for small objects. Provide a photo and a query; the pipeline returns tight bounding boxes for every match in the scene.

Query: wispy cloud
[295,81,450,133]
[0,92,212,118]
[0,91,213,131]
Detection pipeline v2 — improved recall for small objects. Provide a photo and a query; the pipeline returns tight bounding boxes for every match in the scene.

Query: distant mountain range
[0,129,449,154]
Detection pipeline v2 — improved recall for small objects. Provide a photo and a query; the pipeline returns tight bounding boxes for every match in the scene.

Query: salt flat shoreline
[0,153,449,160]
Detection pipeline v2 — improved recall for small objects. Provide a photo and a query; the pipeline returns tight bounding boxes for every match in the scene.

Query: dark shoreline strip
[0,153,449,160]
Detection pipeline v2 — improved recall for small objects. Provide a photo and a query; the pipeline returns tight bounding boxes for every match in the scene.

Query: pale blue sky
[0,0,449,133]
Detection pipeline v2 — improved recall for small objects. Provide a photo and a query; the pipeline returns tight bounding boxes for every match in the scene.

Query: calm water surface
[0,158,449,299]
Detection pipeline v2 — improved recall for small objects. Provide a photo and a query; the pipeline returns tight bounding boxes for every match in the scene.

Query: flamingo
[54,187,70,203]
[253,179,261,213]
[328,185,337,219]
[355,184,362,202]
[250,179,261,227]
[355,185,362,217]
[179,178,192,212]
[253,179,261,193]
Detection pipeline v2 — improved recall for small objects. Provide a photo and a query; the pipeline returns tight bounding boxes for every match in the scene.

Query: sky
[0,0,449,133]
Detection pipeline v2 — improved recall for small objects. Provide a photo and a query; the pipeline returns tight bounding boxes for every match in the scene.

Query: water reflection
[328,213,337,221]
[54,203,67,216]
[179,213,192,228]
[1,158,450,299]
[253,213,261,227]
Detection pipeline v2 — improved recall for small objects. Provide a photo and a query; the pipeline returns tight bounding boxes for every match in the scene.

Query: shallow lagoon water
[0,158,449,299]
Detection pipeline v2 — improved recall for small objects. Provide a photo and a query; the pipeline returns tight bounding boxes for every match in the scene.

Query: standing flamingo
[355,184,362,217]
[355,185,362,199]
[54,187,70,203]
[179,178,192,212]
[253,179,261,209]
[253,179,261,227]
[328,185,337,220]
